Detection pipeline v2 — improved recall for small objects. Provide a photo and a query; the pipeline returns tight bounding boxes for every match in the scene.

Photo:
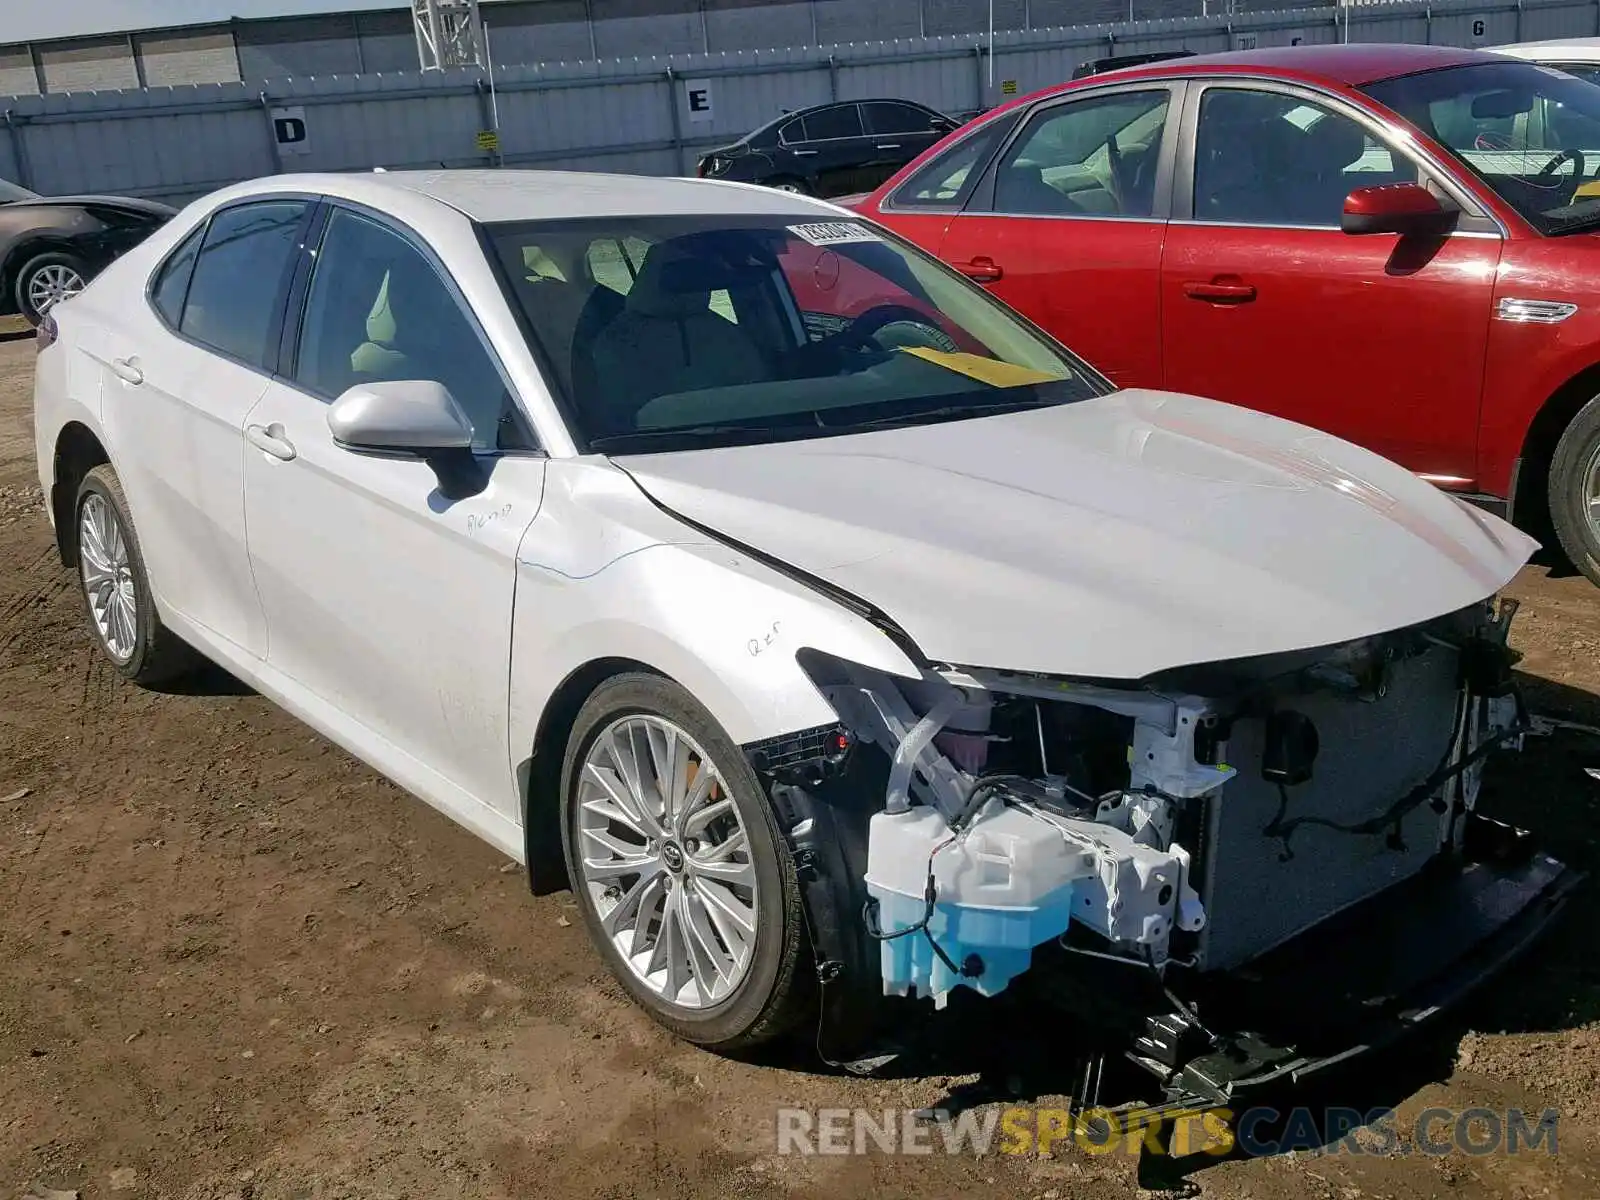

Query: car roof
[207,169,840,225]
[1073,41,1489,88]
[1494,36,1600,61]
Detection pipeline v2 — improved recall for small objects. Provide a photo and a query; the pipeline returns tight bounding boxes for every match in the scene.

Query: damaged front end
[748,596,1580,1104]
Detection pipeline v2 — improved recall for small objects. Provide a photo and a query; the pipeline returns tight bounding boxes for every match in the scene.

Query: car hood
[616,389,1536,679]
[4,194,175,218]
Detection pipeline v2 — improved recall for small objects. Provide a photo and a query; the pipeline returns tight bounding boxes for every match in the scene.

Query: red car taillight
[36,314,57,350]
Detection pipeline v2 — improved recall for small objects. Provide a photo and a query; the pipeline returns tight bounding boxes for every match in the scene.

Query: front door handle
[246,423,297,462]
[791,148,819,157]
[955,256,1004,283]
[1183,279,1257,304]
[110,357,143,385]
[876,143,902,150]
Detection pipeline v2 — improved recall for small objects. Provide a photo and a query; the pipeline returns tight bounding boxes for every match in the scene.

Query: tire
[559,673,810,1050]
[74,464,199,685]
[15,250,90,326]
[1548,394,1600,587]
[767,177,812,196]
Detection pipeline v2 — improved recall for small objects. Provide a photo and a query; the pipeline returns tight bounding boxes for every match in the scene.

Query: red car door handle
[955,257,1004,283]
[1183,280,1257,303]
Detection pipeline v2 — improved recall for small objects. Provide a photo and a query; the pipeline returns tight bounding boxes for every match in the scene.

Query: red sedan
[852,43,1600,586]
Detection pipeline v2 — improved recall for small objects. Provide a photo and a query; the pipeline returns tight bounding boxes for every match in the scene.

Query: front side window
[487,215,1104,455]
[294,208,526,452]
[1366,60,1600,235]
[993,89,1171,217]
[803,104,864,141]
[1191,88,1411,227]
[865,102,934,135]
[0,178,37,203]
[180,200,308,367]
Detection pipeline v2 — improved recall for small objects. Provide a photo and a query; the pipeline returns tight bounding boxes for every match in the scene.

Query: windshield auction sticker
[787,221,880,246]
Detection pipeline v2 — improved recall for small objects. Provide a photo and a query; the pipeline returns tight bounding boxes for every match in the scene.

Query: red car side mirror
[1341,183,1458,238]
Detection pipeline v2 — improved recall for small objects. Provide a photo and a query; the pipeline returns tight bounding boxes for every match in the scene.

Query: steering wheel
[793,305,958,374]
[1536,148,1587,204]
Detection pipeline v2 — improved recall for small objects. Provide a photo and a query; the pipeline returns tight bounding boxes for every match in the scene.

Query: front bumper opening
[1135,815,1581,1106]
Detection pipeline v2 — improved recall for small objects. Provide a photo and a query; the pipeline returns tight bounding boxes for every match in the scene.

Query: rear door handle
[955,256,1004,283]
[1183,280,1257,304]
[110,357,143,385]
[791,148,818,157]
[246,423,296,462]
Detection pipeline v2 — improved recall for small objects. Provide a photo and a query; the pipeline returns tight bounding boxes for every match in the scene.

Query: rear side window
[180,200,308,368]
[803,104,864,141]
[149,226,203,328]
[865,102,933,135]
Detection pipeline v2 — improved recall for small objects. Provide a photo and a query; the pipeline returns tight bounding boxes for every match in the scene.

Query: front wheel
[1548,395,1600,587]
[559,673,810,1050]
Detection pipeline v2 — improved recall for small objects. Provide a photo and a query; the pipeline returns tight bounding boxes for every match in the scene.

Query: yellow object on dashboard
[897,346,1064,388]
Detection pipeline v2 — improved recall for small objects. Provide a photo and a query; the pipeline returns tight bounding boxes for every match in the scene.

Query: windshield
[486,214,1105,454]
[0,178,37,203]
[1365,60,1600,234]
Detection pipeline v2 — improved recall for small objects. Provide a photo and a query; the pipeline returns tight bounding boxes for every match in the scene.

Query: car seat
[586,243,769,434]
[1281,114,1368,225]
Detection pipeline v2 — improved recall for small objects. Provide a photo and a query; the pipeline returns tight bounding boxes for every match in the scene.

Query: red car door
[933,85,1183,388]
[1160,82,1502,484]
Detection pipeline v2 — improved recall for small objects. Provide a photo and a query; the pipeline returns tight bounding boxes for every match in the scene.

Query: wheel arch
[50,420,110,567]
[1512,361,1600,547]
[521,655,664,896]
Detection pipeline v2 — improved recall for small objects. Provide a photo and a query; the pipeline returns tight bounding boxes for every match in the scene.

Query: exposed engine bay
[751,595,1576,1103]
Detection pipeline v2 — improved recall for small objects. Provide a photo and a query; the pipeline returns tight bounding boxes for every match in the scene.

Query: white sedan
[32,170,1574,1099]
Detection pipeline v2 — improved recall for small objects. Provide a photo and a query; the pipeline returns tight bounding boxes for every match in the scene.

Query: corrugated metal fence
[3,0,1596,205]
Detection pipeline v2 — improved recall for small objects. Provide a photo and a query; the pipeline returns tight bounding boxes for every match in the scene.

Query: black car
[0,178,175,325]
[1070,49,1195,79]
[696,99,958,198]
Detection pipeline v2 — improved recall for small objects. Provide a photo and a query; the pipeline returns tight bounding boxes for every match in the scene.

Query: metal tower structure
[413,0,486,71]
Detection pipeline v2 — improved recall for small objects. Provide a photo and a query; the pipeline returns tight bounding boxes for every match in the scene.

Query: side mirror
[327,380,485,499]
[1341,183,1458,238]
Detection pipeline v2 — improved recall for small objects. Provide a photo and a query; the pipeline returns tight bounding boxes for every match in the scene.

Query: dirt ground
[4,328,1600,1200]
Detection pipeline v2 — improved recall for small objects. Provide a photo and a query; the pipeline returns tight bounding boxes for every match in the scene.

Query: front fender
[508,535,925,760]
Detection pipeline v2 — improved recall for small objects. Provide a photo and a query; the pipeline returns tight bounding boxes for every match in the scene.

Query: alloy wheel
[1585,442,1600,545]
[575,715,759,1009]
[28,263,86,317]
[78,493,137,663]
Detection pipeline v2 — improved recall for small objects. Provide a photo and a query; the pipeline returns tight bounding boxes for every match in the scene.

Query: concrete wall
[0,0,1236,94]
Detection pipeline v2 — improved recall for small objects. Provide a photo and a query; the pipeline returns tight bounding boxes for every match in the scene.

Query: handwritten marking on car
[747,620,782,657]
[467,503,513,536]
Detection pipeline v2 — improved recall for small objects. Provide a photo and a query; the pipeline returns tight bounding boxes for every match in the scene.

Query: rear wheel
[559,673,809,1050]
[74,464,199,684]
[1548,395,1600,587]
[16,251,89,326]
